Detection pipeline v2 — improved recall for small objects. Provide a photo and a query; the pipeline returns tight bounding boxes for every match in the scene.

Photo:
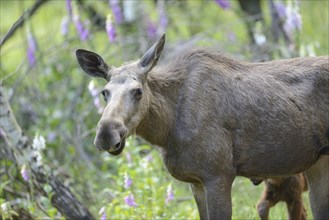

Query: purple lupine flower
[75,19,89,41]
[145,153,153,162]
[47,132,57,142]
[157,1,168,33]
[99,207,106,220]
[88,81,104,114]
[165,184,174,204]
[126,152,132,165]
[146,21,157,40]
[227,32,236,42]
[106,14,116,42]
[284,5,302,34]
[66,0,73,18]
[289,9,302,31]
[27,32,37,67]
[73,7,89,41]
[124,173,133,189]
[93,97,104,114]
[273,2,287,20]
[109,0,123,24]
[20,165,29,181]
[124,194,137,207]
[215,0,231,10]
[61,17,70,36]
[100,213,106,220]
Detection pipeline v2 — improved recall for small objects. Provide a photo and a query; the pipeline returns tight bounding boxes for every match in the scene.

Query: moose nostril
[114,142,121,150]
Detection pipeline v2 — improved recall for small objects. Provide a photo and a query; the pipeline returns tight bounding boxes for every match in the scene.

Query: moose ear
[75,49,111,80]
[138,33,165,77]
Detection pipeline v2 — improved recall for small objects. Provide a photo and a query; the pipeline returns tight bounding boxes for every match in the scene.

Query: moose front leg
[203,175,235,220]
[306,156,329,220]
[191,183,208,220]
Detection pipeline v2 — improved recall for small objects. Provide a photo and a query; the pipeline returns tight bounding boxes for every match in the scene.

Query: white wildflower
[33,135,46,151]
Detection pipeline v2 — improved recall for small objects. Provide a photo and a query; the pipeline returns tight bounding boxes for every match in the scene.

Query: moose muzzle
[94,120,127,155]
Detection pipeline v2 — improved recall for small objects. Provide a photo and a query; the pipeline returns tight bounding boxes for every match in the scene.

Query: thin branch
[0,0,50,48]
[0,84,95,220]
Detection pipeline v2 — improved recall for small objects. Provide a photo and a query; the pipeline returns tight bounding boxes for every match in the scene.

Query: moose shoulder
[76,34,329,220]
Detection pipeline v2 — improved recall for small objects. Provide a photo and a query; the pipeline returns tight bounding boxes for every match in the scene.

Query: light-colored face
[101,74,145,134]
[76,34,165,155]
[95,70,149,155]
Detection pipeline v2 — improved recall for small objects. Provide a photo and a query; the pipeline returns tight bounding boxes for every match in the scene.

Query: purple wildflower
[126,152,132,165]
[145,153,153,162]
[88,81,104,114]
[284,4,302,34]
[47,132,57,142]
[165,184,174,204]
[61,17,70,36]
[124,193,137,207]
[106,14,116,42]
[157,1,168,33]
[66,0,72,18]
[100,213,106,220]
[93,97,104,114]
[273,2,287,20]
[227,32,236,42]
[289,9,302,31]
[73,7,89,41]
[146,21,157,40]
[215,0,231,10]
[109,0,122,24]
[99,207,106,220]
[20,165,29,181]
[124,173,133,189]
[27,32,37,67]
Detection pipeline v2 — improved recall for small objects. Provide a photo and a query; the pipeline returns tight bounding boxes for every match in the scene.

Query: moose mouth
[108,138,126,156]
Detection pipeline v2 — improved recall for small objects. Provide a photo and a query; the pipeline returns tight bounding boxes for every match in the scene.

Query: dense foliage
[1,0,328,219]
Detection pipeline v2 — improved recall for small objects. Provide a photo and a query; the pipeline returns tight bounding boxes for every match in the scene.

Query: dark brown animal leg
[257,199,271,220]
[286,198,307,220]
[203,176,234,219]
[306,156,329,220]
[191,183,207,220]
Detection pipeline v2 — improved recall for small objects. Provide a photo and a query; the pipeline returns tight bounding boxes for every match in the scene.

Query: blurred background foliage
[0,0,328,219]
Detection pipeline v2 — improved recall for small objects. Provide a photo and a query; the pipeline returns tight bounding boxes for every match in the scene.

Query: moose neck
[136,67,185,148]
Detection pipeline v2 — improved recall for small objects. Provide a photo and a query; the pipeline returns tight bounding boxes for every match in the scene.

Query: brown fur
[76,34,329,219]
[253,174,308,220]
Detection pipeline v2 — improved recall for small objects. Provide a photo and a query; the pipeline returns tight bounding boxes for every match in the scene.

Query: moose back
[76,34,329,219]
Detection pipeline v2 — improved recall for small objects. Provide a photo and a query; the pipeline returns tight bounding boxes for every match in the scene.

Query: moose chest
[161,146,203,183]
[160,127,224,184]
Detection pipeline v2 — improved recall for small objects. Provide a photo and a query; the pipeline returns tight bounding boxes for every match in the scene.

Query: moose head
[76,34,165,155]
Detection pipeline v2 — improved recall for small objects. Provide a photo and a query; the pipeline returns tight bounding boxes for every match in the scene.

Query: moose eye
[133,88,143,100]
[101,90,110,102]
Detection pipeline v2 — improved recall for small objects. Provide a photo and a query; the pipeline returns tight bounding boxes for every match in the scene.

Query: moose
[251,174,308,220]
[76,34,329,219]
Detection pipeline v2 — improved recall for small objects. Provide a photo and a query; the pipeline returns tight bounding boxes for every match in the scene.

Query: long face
[76,34,165,155]
[94,66,149,155]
